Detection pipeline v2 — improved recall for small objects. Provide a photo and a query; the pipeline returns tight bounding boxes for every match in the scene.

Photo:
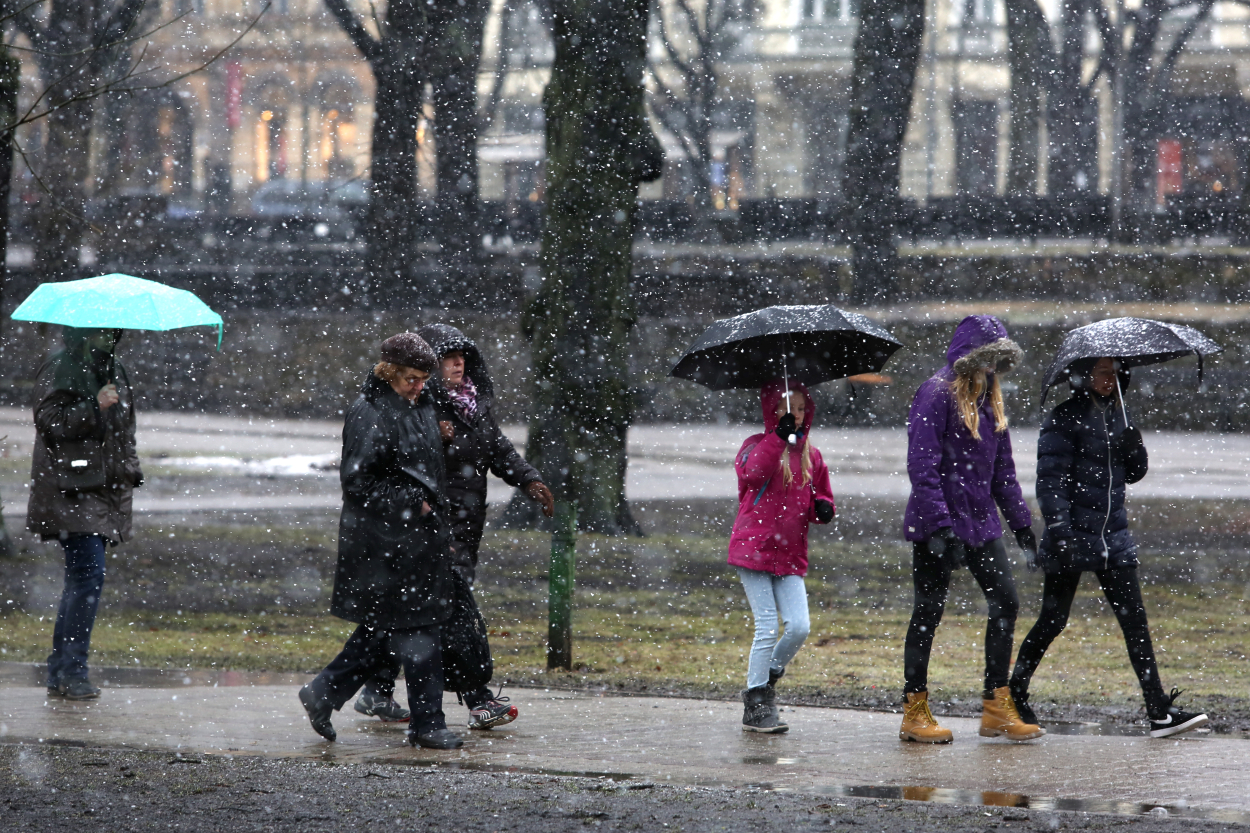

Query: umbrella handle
[1115,373,1129,428]
[782,352,796,445]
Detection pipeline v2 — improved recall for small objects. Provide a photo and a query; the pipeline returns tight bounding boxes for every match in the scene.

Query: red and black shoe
[467,690,518,730]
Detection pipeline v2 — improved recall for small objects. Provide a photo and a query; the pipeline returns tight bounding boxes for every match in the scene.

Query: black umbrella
[1039,317,1223,416]
[669,304,903,393]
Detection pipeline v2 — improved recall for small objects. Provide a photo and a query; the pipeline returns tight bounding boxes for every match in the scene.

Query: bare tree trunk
[366,64,423,293]
[0,44,17,557]
[1047,0,1098,197]
[525,0,661,535]
[429,0,491,287]
[32,1,99,283]
[843,0,925,305]
[1005,0,1048,195]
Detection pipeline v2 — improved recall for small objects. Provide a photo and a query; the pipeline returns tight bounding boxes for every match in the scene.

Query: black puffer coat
[330,372,454,630]
[417,325,541,562]
[1035,390,1148,572]
[27,329,141,545]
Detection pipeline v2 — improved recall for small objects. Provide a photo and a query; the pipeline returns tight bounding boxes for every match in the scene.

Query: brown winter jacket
[26,331,140,545]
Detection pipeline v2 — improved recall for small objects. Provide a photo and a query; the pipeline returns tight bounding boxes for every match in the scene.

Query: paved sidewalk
[1,674,1247,820]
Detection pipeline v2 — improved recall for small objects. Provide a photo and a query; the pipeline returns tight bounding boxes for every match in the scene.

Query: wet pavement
[1,664,1247,822]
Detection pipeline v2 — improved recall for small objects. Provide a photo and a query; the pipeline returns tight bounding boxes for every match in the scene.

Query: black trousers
[308,624,447,734]
[904,537,1020,697]
[1010,566,1168,717]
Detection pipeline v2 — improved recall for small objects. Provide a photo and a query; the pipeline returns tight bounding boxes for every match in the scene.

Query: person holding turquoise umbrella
[12,274,222,701]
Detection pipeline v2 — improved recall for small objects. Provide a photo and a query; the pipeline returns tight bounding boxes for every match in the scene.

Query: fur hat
[379,332,437,373]
[952,338,1024,378]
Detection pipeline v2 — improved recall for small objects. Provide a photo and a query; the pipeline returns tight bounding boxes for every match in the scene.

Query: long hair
[950,370,1007,440]
[775,391,813,486]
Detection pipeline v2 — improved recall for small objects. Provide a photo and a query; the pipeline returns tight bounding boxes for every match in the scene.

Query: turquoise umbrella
[10,273,223,348]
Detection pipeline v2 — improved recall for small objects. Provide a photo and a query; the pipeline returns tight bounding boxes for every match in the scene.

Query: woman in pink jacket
[728,378,835,733]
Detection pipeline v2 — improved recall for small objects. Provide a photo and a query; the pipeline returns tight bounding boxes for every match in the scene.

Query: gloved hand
[1014,526,1038,571]
[526,480,555,518]
[814,499,834,524]
[775,413,797,442]
[1114,425,1143,457]
[927,527,966,567]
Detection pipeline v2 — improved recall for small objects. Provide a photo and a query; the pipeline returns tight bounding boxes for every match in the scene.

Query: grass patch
[2,525,1248,730]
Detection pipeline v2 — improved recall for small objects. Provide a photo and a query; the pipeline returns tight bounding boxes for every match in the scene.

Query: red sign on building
[226,62,243,131]
[1156,139,1183,204]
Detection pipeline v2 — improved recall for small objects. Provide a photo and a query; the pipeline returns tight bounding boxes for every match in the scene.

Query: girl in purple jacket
[728,378,835,733]
[899,316,1043,744]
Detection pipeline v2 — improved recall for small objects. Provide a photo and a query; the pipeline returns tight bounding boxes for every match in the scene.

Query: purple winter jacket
[903,316,1032,547]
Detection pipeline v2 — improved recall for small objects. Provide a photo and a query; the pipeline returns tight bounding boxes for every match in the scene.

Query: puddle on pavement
[816,785,1250,825]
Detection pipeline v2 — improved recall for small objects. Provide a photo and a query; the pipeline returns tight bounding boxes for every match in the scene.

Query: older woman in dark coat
[354,323,554,731]
[298,333,462,749]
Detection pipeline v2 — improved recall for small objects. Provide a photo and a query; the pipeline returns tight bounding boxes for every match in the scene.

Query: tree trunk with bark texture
[523,0,661,535]
[429,0,491,287]
[1047,0,1098,197]
[1005,0,1048,195]
[366,61,423,293]
[843,0,925,305]
[0,45,16,557]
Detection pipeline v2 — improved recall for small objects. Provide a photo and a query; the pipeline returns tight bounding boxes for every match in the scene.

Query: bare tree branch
[323,0,384,61]
[1154,0,1216,93]
[653,3,694,77]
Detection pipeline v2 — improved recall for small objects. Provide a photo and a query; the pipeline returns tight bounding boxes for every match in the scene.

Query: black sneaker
[467,691,518,730]
[299,683,337,742]
[1150,689,1209,738]
[410,728,463,749]
[58,678,100,700]
[354,690,410,722]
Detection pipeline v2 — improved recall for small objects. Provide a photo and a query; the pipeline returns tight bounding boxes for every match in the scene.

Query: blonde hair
[951,370,1007,440]
[775,393,813,487]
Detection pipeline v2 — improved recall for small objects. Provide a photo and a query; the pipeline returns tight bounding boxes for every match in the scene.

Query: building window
[801,0,857,23]
[953,99,999,195]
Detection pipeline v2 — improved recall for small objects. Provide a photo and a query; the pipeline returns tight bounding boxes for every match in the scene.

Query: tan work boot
[899,691,953,743]
[980,686,1046,741]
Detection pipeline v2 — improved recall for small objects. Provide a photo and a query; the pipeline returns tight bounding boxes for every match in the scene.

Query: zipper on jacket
[1098,401,1113,569]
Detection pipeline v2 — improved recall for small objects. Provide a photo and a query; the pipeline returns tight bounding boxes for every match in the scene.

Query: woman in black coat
[298,333,463,750]
[352,326,555,730]
[1009,357,1209,738]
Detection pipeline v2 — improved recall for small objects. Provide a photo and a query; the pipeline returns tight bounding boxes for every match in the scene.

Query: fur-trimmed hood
[947,315,1022,378]
[416,323,495,405]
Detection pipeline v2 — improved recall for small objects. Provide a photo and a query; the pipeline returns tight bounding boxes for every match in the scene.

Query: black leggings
[904,537,1019,697]
[1010,567,1167,716]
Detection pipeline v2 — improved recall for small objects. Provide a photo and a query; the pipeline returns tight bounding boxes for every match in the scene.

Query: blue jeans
[738,567,811,690]
[46,534,107,686]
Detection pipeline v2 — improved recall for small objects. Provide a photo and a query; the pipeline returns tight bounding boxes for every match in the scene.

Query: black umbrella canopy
[1039,317,1223,405]
[670,304,903,390]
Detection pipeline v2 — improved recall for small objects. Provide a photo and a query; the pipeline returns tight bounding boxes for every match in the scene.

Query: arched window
[253,80,293,182]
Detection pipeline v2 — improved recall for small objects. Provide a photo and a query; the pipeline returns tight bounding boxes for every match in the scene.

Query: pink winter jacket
[727,380,835,577]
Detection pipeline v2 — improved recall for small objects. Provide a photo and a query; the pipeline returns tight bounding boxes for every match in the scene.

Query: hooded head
[58,327,122,386]
[417,323,494,401]
[946,315,1023,378]
[1067,357,1132,397]
[761,378,815,436]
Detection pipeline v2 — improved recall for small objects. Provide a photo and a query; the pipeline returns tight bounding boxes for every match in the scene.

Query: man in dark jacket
[1010,357,1210,738]
[29,327,141,700]
[298,333,463,750]
[353,323,554,731]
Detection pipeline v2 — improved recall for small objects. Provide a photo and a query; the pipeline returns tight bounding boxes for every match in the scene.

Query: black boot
[299,680,337,742]
[1009,681,1038,726]
[410,727,464,749]
[768,667,785,688]
[742,686,788,734]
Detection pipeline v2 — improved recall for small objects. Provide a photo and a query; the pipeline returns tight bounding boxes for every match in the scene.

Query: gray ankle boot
[742,686,788,734]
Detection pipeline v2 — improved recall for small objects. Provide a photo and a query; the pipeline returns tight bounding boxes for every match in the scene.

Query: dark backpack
[440,571,493,693]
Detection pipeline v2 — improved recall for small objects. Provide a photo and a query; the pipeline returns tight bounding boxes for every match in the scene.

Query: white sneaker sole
[1150,713,1209,738]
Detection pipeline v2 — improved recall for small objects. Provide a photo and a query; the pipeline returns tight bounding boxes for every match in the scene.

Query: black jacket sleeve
[1035,406,1076,534]
[35,389,103,444]
[340,401,426,518]
[483,411,541,488]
